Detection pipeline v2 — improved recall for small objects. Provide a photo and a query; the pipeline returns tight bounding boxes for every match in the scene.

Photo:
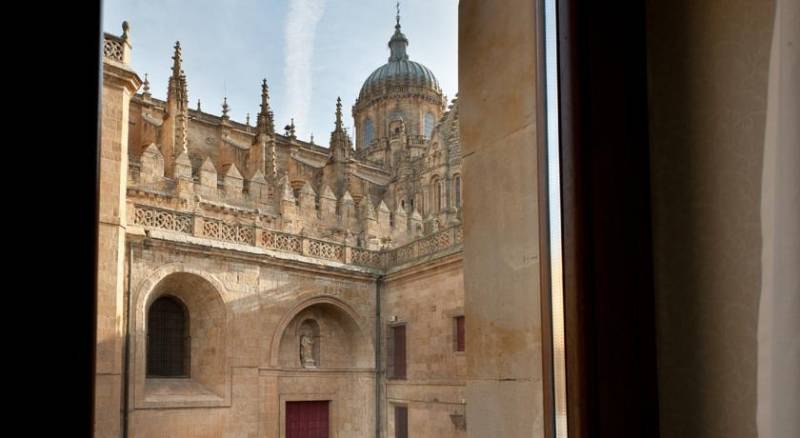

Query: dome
[359,60,441,99]
[358,21,441,100]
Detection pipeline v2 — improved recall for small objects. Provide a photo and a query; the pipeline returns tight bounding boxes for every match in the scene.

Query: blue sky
[102,0,458,144]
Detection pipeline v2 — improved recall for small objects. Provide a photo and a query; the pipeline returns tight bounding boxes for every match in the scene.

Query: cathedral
[97,13,465,438]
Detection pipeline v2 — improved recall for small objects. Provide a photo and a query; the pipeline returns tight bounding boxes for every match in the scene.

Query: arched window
[424,112,435,139]
[454,174,462,208]
[147,296,190,377]
[363,118,374,146]
[432,176,442,213]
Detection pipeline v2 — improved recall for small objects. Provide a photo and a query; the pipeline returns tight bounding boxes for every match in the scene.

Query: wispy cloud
[284,0,327,138]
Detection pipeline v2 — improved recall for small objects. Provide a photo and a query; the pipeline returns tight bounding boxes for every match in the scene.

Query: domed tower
[353,9,446,169]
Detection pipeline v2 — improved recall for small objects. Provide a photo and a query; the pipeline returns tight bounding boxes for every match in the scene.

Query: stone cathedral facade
[97,16,466,438]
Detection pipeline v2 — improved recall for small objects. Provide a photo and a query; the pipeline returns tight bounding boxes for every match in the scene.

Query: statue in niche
[300,334,316,368]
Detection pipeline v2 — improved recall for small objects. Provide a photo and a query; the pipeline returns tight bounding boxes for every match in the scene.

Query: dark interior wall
[646,0,774,436]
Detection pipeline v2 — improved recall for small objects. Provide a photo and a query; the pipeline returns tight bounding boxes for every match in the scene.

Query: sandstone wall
[125,237,377,438]
[459,0,546,436]
[97,43,141,438]
[381,255,467,438]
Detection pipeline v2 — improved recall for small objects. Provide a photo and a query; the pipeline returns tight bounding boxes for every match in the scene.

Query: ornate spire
[246,113,250,126]
[330,97,352,162]
[171,41,182,78]
[388,2,409,61]
[197,99,201,111]
[260,79,270,114]
[335,97,344,131]
[166,41,188,113]
[221,96,230,119]
[121,21,130,42]
[256,78,275,135]
[179,70,188,107]
[284,119,296,138]
[142,73,151,97]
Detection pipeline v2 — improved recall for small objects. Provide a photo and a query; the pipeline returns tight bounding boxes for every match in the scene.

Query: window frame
[386,322,407,380]
[394,404,409,438]
[454,315,465,352]
[146,295,191,378]
[453,174,462,209]
[423,111,435,139]
[363,117,374,146]
[431,175,442,214]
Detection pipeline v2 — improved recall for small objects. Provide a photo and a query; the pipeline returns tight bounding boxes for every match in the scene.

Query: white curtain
[757,0,799,437]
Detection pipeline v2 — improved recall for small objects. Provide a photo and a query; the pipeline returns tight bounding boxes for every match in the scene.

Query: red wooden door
[286,401,330,438]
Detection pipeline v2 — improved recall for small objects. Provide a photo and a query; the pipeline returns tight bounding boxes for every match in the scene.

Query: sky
[102,0,458,145]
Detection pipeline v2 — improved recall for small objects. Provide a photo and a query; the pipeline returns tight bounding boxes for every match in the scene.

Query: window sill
[139,378,230,409]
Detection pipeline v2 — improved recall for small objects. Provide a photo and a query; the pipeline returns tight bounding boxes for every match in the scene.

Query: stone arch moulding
[133,263,230,314]
[267,295,375,369]
[131,263,232,409]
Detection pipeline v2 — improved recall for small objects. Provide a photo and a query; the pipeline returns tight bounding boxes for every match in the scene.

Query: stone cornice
[135,227,382,281]
[354,90,444,114]
[102,62,142,94]
[128,201,463,273]
[382,249,463,283]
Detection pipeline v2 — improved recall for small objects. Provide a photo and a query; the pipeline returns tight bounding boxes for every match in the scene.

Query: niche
[298,319,321,368]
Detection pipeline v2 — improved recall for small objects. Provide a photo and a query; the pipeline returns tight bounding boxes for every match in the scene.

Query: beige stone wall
[125,237,377,437]
[122,234,466,438]
[96,56,141,438]
[459,0,545,436]
[381,256,467,438]
[274,373,375,437]
[647,0,775,436]
[355,97,443,150]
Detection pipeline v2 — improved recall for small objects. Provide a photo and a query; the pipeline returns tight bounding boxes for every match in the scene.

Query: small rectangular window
[455,315,465,352]
[388,325,406,379]
[394,405,408,438]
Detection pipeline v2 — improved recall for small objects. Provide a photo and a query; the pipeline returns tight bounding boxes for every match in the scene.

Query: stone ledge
[139,378,229,409]
[257,367,376,377]
[140,228,382,276]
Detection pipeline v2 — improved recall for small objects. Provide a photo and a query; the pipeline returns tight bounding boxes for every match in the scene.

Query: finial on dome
[388,2,409,62]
